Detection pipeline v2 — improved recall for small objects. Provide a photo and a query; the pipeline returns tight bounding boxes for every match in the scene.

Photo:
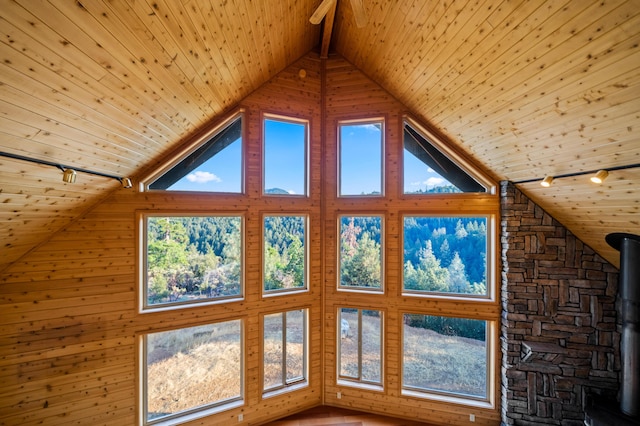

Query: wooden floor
[262,406,438,426]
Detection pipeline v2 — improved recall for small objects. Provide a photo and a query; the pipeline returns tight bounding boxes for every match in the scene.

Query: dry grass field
[145,314,486,420]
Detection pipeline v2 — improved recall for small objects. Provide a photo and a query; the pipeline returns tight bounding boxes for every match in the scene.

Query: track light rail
[0,151,133,188]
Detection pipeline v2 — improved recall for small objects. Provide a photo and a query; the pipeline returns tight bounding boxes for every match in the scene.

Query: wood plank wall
[321,57,501,425]
[0,53,322,426]
[0,52,501,425]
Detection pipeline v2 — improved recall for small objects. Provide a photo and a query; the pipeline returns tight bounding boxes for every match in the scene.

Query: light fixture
[590,169,608,184]
[121,177,133,188]
[62,168,77,183]
[0,151,134,189]
[541,176,554,187]
[513,163,640,186]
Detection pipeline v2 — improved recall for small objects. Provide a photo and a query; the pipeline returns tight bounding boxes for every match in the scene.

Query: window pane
[264,118,307,195]
[339,308,382,385]
[263,309,307,393]
[145,216,242,309]
[264,215,306,293]
[149,116,242,193]
[339,121,383,196]
[144,320,242,423]
[339,216,382,290]
[339,308,360,379]
[403,314,487,399]
[263,313,284,389]
[361,310,382,383]
[403,122,486,194]
[286,309,305,383]
[403,216,488,296]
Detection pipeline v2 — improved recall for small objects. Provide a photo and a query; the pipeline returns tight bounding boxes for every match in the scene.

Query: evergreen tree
[447,252,469,293]
[341,232,381,288]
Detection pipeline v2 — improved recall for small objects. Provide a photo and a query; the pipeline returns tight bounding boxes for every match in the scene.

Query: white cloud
[425,177,446,187]
[186,171,221,184]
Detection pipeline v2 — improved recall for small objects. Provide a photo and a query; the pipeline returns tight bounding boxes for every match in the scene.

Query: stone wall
[500,182,620,425]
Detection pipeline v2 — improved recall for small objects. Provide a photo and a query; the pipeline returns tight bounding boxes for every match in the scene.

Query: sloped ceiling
[1,0,639,271]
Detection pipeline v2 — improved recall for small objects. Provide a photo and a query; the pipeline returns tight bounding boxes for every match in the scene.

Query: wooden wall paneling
[1,0,638,311]
[0,53,325,426]
[322,57,501,425]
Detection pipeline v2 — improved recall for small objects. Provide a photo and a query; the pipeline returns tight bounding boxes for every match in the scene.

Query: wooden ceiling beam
[320,0,337,58]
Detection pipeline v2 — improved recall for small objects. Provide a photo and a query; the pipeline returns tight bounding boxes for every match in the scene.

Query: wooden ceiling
[1,0,638,271]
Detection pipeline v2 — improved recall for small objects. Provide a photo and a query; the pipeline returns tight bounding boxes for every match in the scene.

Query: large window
[141,214,243,311]
[338,119,384,196]
[338,308,383,387]
[403,118,489,194]
[403,216,490,297]
[263,309,308,395]
[402,314,491,404]
[142,320,243,425]
[263,116,308,196]
[263,215,307,294]
[146,113,243,193]
[339,215,383,291]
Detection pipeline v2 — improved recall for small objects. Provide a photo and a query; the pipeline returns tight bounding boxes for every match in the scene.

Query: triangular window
[145,112,243,193]
[403,117,492,194]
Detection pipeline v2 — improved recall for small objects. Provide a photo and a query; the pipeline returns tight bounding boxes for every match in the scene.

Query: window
[142,214,243,311]
[403,216,490,297]
[338,308,383,386]
[263,116,308,195]
[339,215,383,291]
[146,113,243,193]
[263,309,308,394]
[339,119,384,196]
[263,215,307,294]
[402,314,491,404]
[142,320,243,425]
[403,118,489,194]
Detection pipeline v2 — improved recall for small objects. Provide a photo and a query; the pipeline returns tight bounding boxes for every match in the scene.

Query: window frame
[262,213,309,296]
[400,312,497,409]
[401,116,496,196]
[140,110,245,194]
[337,214,385,293]
[337,117,385,197]
[262,308,309,397]
[337,307,384,389]
[138,212,245,313]
[139,318,245,426]
[262,113,310,197]
[400,213,496,302]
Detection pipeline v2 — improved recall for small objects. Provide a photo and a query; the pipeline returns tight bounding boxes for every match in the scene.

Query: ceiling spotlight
[121,177,132,188]
[590,169,609,184]
[541,176,554,187]
[62,168,77,183]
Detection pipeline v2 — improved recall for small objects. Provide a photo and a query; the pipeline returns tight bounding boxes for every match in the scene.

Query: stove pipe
[606,232,640,418]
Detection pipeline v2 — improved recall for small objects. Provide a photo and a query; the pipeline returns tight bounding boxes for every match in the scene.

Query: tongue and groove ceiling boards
[1,0,639,271]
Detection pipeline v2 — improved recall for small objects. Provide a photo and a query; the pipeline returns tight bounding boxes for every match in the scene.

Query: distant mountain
[265,188,290,194]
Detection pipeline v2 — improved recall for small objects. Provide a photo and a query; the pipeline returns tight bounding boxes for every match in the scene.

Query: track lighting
[62,168,77,183]
[0,151,133,189]
[590,169,608,184]
[514,163,640,186]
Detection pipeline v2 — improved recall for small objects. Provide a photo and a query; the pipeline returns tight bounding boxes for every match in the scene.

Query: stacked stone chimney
[500,182,621,425]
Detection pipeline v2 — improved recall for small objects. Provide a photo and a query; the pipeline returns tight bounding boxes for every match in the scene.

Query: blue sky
[165,119,449,194]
